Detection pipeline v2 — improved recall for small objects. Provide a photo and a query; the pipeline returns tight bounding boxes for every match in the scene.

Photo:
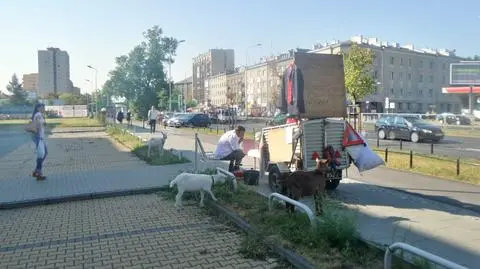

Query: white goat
[169,172,227,208]
[147,131,167,157]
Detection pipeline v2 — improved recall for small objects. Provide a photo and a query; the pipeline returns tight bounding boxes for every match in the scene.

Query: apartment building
[311,36,463,113]
[207,73,228,107]
[192,49,235,105]
[226,69,245,107]
[22,73,38,92]
[38,47,73,97]
[175,77,193,102]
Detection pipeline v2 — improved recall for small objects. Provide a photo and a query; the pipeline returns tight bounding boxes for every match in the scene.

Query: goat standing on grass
[147,131,167,157]
[169,172,227,208]
[279,158,330,215]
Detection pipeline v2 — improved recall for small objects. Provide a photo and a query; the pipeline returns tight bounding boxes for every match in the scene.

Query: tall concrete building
[22,73,38,92]
[192,49,235,105]
[38,47,72,97]
[311,36,464,113]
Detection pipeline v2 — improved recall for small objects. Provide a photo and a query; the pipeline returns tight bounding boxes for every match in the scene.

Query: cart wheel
[268,166,283,193]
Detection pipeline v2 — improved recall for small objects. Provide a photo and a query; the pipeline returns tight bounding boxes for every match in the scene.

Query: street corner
[0,194,278,269]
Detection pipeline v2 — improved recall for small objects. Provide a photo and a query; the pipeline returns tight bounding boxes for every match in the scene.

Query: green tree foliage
[5,74,28,105]
[343,44,376,103]
[103,25,179,118]
[58,93,87,105]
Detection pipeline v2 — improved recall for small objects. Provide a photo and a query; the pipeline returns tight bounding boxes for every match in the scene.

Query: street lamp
[168,39,186,112]
[244,43,262,118]
[87,65,99,114]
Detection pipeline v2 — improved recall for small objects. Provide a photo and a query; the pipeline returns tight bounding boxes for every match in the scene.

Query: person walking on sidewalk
[147,106,158,133]
[126,110,132,127]
[215,125,246,172]
[31,103,48,180]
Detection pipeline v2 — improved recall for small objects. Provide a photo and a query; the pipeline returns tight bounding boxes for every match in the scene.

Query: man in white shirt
[215,126,246,172]
[147,106,158,133]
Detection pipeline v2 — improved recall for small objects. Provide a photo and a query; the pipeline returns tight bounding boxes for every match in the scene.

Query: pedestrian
[116,109,124,124]
[31,103,48,180]
[147,106,158,133]
[126,110,132,127]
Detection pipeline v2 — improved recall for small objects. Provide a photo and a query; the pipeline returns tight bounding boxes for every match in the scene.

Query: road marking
[462,148,480,152]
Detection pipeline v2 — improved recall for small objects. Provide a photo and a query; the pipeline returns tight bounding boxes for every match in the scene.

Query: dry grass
[374,149,480,185]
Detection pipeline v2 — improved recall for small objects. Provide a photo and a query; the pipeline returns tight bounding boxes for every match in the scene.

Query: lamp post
[87,65,98,114]
[244,43,262,118]
[85,79,92,116]
[168,40,185,112]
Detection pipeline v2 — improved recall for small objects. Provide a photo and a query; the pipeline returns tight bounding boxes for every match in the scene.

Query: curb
[205,200,317,269]
[0,186,170,210]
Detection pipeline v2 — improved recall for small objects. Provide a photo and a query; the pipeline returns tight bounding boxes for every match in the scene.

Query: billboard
[450,62,480,85]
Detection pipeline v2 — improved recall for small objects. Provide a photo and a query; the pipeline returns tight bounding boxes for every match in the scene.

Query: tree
[58,93,87,105]
[5,74,28,105]
[465,55,480,61]
[185,99,197,109]
[343,44,376,104]
[103,25,179,118]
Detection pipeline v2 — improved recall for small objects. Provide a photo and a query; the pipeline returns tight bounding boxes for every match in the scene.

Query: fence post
[400,140,403,150]
[456,158,460,176]
[216,126,219,134]
[377,136,380,147]
[194,133,198,173]
[409,150,413,168]
[385,148,388,163]
[430,143,434,154]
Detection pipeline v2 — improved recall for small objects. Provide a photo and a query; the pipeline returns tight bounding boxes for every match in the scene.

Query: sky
[1,0,479,94]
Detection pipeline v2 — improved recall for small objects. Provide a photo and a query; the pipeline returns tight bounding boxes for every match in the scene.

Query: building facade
[311,36,463,113]
[174,77,193,103]
[207,73,228,107]
[22,73,38,93]
[192,49,235,106]
[226,69,245,107]
[38,47,73,98]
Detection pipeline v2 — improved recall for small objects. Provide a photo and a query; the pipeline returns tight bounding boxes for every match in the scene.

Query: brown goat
[279,158,330,215]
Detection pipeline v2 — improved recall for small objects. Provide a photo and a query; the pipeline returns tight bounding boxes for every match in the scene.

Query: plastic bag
[354,145,384,172]
[36,139,46,159]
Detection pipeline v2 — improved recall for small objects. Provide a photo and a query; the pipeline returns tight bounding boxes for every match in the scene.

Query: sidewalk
[0,128,192,207]
[137,124,480,268]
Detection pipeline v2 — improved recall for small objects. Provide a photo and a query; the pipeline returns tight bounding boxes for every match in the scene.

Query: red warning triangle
[343,122,365,147]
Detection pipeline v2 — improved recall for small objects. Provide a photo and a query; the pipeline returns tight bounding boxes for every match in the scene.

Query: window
[418,89,423,96]
[418,103,423,112]
[407,103,411,110]
[400,58,404,65]
[442,63,446,70]
[428,89,433,97]
[399,72,403,79]
[419,74,423,82]
[400,89,404,95]
[429,61,434,69]
[420,60,423,68]
[408,58,412,66]
[408,73,411,80]
[429,75,434,83]
[390,56,394,65]
[391,72,394,80]
[390,88,394,94]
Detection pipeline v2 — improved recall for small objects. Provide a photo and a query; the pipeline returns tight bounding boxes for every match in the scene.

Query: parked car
[266,113,288,126]
[163,113,183,127]
[375,115,444,143]
[436,113,471,125]
[168,113,211,128]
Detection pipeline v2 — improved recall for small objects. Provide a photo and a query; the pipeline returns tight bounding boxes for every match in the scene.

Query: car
[163,113,183,127]
[266,113,288,126]
[375,115,444,143]
[168,113,211,128]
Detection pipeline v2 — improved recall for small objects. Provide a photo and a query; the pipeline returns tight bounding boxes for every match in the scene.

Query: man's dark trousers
[221,149,245,172]
[149,119,156,133]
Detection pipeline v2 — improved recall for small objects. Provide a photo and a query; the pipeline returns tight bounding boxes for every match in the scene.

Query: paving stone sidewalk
[0,129,193,207]
[0,194,280,269]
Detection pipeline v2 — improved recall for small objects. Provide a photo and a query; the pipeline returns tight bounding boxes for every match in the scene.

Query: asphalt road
[209,121,480,160]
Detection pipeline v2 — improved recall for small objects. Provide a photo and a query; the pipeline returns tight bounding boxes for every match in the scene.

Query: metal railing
[268,192,316,227]
[216,167,238,192]
[384,242,469,269]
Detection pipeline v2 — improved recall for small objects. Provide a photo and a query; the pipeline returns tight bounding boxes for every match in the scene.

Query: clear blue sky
[1,0,479,94]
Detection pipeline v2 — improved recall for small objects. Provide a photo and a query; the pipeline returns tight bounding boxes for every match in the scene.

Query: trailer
[259,118,351,191]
